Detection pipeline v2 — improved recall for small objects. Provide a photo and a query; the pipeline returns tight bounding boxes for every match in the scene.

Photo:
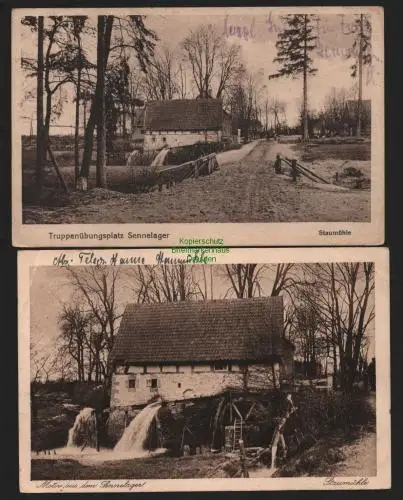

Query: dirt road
[23,141,370,224]
[330,394,377,477]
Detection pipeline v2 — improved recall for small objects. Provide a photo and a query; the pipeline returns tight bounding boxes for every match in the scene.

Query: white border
[18,247,390,492]
[12,6,384,247]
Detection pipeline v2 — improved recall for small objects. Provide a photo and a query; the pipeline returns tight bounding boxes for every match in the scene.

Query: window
[128,378,136,389]
[152,136,156,143]
[147,378,159,391]
[213,362,229,372]
[178,383,182,388]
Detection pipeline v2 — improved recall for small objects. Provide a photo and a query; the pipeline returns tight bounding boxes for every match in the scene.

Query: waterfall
[114,402,161,453]
[126,149,139,166]
[150,147,170,167]
[67,407,96,448]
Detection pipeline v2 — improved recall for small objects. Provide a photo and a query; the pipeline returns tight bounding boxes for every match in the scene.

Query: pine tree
[348,14,371,138]
[269,15,318,141]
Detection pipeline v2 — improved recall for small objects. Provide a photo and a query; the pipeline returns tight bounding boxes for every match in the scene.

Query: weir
[150,147,170,167]
[67,407,97,448]
[114,402,162,453]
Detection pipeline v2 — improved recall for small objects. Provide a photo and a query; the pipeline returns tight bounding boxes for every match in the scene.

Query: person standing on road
[274,154,282,174]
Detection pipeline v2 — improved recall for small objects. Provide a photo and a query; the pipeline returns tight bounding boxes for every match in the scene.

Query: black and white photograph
[18,248,390,492]
[12,7,384,247]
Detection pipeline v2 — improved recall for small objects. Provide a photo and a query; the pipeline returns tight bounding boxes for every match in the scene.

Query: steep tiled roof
[144,99,226,132]
[110,297,290,364]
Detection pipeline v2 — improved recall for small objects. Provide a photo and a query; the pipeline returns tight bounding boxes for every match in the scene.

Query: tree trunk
[36,16,45,196]
[79,16,113,190]
[96,16,107,188]
[83,99,87,130]
[332,343,338,389]
[74,65,82,186]
[302,15,309,142]
[356,13,363,138]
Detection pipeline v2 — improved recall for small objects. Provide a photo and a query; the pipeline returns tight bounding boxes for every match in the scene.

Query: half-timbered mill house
[109,296,294,407]
[142,98,232,151]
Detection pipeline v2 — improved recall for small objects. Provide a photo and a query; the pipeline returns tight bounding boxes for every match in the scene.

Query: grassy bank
[275,394,376,477]
[31,454,228,480]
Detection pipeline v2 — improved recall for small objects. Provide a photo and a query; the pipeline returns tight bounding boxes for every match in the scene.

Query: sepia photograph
[18,248,390,492]
[12,7,384,247]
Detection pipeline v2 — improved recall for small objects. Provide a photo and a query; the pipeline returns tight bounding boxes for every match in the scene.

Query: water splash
[114,402,161,454]
[150,147,170,167]
[67,407,97,448]
[126,149,139,166]
[32,402,166,463]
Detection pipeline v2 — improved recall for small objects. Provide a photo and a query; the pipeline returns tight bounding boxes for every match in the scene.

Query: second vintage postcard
[12,6,384,247]
[19,247,390,492]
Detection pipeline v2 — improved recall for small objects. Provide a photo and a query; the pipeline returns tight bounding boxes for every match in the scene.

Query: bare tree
[141,47,180,101]
[224,264,262,298]
[95,16,109,188]
[181,24,243,99]
[79,15,157,189]
[35,16,44,195]
[299,263,375,392]
[270,264,295,296]
[31,341,58,383]
[228,70,265,140]
[130,264,204,303]
[178,63,188,99]
[22,16,81,191]
[30,340,59,424]
[321,87,348,135]
[58,302,93,382]
[223,263,295,299]
[66,266,122,386]
[269,97,286,135]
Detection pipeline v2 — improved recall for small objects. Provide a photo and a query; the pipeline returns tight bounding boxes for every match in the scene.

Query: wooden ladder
[233,418,243,451]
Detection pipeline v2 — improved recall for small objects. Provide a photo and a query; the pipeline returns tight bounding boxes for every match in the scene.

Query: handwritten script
[39,480,147,491]
[52,252,145,267]
[323,477,369,487]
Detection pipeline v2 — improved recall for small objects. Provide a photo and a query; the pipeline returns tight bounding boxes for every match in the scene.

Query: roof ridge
[125,296,283,308]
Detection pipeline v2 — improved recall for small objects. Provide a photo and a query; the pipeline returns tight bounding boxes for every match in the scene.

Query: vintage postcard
[19,247,390,492]
[12,6,384,247]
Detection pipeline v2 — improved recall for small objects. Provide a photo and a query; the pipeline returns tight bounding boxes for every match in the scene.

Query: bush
[342,166,363,178]
[129,164,160,192]
[126,150,158,167]
[72,383,108,410]
[292,390,375,439]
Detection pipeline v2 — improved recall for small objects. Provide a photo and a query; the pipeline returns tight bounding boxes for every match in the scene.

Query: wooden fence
[278,155,330,184]
[157,153,219,189]
[125,152,220,193]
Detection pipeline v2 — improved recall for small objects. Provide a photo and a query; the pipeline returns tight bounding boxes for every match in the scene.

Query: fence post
[274,153,282,174]
[239,439,249,478]
[291,159,298,182]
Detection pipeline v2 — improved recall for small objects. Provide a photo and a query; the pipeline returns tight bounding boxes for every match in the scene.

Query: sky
[18,11,382,134]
